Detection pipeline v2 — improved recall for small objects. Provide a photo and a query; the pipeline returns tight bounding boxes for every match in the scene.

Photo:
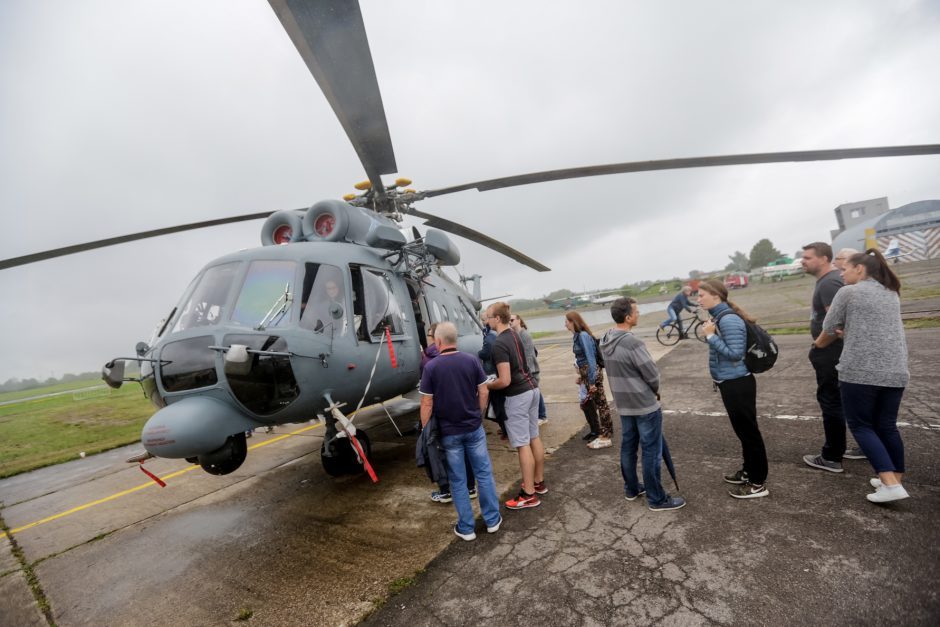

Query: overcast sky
[1,0,939,382]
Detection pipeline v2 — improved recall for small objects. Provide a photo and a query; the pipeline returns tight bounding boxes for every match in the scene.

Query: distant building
[829,197,890,240]
[831,198,940,262]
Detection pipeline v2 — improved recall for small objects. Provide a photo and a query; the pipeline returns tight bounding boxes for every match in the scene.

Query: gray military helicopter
[3,0,939,479]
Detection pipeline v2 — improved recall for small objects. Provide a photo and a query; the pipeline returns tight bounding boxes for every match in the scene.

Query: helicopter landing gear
[197,432,248,475]
[321,429,372,476]
[320,398,378,480]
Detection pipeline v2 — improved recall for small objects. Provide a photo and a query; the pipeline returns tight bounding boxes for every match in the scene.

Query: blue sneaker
[648,496,686,512]
[624,485,646,501]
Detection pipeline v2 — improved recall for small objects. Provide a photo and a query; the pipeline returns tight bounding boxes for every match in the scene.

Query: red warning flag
[139,462,167,487]
[385,327,398,368]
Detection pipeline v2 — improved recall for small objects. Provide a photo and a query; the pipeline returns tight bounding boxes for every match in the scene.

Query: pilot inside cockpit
[300,264,348,336]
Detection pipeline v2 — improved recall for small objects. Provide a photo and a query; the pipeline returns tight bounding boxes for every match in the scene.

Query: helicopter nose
[142,396,260,459]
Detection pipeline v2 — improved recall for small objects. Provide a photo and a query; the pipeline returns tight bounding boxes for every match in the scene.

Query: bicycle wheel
[656,324,681,346]
[693,320,708,343]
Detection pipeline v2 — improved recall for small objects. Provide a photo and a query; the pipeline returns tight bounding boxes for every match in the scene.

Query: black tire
[198,433,248,475]
[694,321,708,343]
[321,430,372,476]
[656,324,681,346]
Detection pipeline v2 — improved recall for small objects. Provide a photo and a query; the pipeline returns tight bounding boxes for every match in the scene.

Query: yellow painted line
[6,423,323,536]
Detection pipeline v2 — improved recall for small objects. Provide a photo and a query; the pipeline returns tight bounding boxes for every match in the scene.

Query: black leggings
[718,374,768,484]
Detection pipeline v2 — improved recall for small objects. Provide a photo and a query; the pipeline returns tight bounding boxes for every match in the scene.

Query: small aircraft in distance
[884,238,912,263]
[758,257,804,281]
[542,290,623,310]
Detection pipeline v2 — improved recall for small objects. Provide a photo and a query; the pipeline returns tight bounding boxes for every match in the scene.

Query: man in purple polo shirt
[420,322,502,540]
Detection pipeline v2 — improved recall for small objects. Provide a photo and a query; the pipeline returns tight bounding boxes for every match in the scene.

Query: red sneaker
[506,491,541,510]
[534,481,548,495]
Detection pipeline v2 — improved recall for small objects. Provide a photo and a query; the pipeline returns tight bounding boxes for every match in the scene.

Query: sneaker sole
[505,501,541,510]
[648,501,686,512]
[843,454,867,460]
[453,529,477,541]
[723,477,747,485]
[802,457,844,473]
[729,489,769,499]
[624,492,647,501]
[486,518,502,533]
[866,492,909,503]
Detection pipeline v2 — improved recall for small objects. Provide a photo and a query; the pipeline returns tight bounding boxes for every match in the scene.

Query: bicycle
[656,309,707,346]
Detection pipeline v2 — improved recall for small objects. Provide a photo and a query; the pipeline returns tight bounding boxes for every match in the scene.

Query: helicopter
[2,0,939,480]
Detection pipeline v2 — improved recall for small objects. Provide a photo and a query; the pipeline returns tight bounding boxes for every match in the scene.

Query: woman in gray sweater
[816,249,909,503]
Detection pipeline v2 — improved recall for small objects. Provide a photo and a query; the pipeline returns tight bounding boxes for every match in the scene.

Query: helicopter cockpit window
[299,263,347,335]
[172,262,240,333]
[231,260,296,329]
[350,266,403,341]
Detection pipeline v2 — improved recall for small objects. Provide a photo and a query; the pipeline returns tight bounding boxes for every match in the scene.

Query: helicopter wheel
[198,432,248,475]
[321,430,371,477]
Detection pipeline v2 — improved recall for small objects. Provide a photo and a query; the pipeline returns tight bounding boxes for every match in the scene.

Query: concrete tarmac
[364,329,940,627]
[2,330,938,625]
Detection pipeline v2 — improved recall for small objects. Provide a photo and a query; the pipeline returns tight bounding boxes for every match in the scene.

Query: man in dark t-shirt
[800,242,847,473]
[420,322,502,540]
[486,302,545,511]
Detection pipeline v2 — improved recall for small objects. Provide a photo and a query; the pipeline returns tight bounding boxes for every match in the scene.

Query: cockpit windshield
[231,260,296,329]
[172,262,240,333]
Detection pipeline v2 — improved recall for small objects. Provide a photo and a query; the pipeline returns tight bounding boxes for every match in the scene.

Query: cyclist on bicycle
[660,286,698,339]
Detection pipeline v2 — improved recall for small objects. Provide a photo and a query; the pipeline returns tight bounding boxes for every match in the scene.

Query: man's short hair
[802,241,833,262]
[434,321,458,345]
[682,286,692,294]
[610,297,636,324]
[489,301,511,324]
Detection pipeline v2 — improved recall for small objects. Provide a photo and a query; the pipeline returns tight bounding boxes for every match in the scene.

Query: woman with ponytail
[698,279,770,499]
[816,249,910,503]
[564,311,613,449]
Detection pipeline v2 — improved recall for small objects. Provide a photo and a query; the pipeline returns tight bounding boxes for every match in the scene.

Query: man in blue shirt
[420,322,502,540]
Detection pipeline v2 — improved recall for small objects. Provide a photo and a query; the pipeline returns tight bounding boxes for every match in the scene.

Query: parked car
[724,273,749,289]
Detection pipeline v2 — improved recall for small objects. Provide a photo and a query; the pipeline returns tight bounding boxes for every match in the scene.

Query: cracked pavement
[364,330,940,627]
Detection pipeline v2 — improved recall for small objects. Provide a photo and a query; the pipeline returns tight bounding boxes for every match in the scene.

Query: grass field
[0,378,154,479]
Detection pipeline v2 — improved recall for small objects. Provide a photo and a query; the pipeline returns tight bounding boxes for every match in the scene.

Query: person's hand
[588,385,597,394]
[834,328,845,338]
[702,319,716,336]
[575,376,582,385]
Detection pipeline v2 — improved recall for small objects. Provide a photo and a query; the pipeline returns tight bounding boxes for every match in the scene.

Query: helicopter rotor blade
[407,209,550,272]
[0,211,286,271]
[268,0,396,195]
[420,144,940,198]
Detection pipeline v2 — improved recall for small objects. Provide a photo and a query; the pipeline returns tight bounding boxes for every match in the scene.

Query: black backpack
[714,310,778,374]
[592,334,604,368]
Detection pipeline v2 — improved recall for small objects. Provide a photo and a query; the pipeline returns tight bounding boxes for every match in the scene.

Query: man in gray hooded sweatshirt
[600,297,685,512]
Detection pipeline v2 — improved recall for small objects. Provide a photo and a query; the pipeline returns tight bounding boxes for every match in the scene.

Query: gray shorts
[504,388,541,447]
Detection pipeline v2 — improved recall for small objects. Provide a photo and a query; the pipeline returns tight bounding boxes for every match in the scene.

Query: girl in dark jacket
[699,279,769,499]
[565,311,613,449]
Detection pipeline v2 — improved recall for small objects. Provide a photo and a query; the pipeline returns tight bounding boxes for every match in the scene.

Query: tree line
[0,371,100,394]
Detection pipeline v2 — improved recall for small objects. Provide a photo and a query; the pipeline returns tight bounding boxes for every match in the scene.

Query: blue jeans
[840,381,905,474]
[620,410,667,506]
[442,425,501,534]
[661,308,682,333]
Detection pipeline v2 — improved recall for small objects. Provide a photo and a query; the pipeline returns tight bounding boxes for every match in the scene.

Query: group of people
[418,241,911,540]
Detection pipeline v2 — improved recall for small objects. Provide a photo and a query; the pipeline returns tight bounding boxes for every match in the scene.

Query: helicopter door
[299,262,348,338]
[349,266,408,342]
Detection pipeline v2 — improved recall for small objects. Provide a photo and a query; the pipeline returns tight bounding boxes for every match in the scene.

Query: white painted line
[663,409,940,431]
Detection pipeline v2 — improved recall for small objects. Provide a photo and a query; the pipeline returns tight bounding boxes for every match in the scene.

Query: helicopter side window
[172,262,241,333]
[231,260,296,329]
[431,301,442,324]
[299,263,347,335]
[350,266,404,341]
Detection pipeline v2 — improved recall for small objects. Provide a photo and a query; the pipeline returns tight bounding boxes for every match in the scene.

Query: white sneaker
[486,516,502,534]
[587,438,612,449]
[869,478,882,489]
[453,524,476,541]
[866,484,910,503]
